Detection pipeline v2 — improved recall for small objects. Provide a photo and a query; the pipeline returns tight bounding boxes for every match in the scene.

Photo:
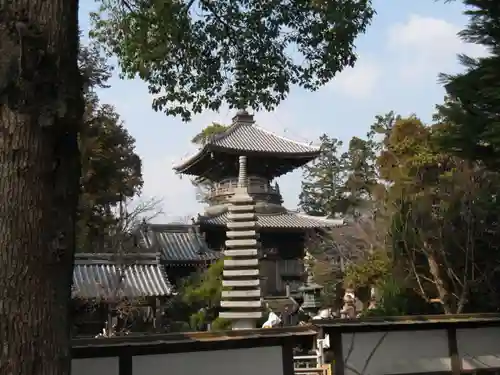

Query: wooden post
[154,297,162,332]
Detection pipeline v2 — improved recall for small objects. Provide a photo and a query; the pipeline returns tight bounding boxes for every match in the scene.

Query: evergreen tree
[77,45,143,252]
[299,135,347,217]
[436,0,500,168]
[342,136,378,216]
[165,259,231,331]
[378,115,500,314]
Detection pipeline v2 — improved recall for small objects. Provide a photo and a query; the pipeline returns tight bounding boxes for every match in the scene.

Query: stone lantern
[299,282,323,316]
[299,252,323,316]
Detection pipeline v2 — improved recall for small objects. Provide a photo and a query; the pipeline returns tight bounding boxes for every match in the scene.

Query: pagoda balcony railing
[208,177,280,199]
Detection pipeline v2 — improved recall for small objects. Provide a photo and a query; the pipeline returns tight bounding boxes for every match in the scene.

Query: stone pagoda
[220,155,262,329]
[174,110,343,325]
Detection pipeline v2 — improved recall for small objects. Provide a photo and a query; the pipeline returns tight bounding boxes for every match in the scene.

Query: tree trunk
[427,253,453,314]
[0,0,82,374]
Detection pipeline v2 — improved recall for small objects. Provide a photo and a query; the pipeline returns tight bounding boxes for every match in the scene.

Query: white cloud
[387,14,487,82]
[328,58,382,99]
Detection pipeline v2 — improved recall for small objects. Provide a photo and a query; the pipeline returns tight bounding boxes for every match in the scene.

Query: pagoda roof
[197,211,345,230]
[174,110,320,180]
[137,224,220,264]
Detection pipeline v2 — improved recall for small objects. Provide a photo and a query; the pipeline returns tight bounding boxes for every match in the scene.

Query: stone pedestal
[231,319,256,330]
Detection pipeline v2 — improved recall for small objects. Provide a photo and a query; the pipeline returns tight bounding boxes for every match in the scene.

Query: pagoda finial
[232,109,254,125]
[238,156,248,188]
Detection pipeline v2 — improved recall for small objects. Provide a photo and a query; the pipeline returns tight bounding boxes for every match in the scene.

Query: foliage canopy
[172,259,231,331]
[91,0,375,121]
[191,122,229,146]
[305,111,500,315]
[77,45,143,251]
[435,0,499,168]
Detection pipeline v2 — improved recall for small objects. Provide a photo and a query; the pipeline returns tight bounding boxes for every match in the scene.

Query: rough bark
[0,0,82,374]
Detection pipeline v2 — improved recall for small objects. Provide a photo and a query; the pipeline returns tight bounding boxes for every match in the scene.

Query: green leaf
[90,0,375,121]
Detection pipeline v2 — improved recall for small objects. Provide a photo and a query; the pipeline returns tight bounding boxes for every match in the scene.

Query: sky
[78,0,486,222]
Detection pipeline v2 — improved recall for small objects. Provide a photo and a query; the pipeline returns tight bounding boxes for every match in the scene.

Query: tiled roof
[72,253,172,299]
[198,212,345,229]
[138,224,220,262]
[208,122,319,154]
[173,111,320,174]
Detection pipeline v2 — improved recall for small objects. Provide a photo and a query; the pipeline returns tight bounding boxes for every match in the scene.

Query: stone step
[226,230,257,238]
[225,239,257,247]
[223,268,260,277]
[221,300,262,308]
[219,311,263,319]
[223,279,260,287]
[222,289,261,298]
[227,195,254,204]
[227,213,256,221]
[228,205,255,212]
[226,221,257,230]
[224,258,259,267]
[223,269,260,277]
[224,249,259,257]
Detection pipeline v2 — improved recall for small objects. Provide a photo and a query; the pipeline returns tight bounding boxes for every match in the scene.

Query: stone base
[231,319,256,330]
[219,311,263,319]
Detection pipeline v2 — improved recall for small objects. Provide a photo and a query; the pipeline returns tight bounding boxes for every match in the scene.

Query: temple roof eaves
[197,211,345,230]
[173,117,320,175]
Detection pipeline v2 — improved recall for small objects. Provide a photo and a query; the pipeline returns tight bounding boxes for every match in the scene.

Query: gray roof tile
[209,123,319,154]
[199,212,345,229]
[139,224,220,262]
[72,253,172,299]
[173,113,320,175]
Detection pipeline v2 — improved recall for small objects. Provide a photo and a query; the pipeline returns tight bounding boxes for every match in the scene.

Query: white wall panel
[342,330,451,375]
[71,357,119,375]
[457,327,500,370]
[133,345,284,375]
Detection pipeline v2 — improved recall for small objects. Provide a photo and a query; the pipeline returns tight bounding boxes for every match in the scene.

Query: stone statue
[340,288,357,319]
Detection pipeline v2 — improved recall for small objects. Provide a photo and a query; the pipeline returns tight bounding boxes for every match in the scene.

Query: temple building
[70,111,346,333]
[136,223,220,285]
[71,252,173,336]
[173,110,344,299]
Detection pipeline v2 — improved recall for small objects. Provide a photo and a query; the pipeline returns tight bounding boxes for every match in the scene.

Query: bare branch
[88,196,165,337]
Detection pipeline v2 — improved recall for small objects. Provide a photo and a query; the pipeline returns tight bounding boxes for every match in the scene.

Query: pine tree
[342,136,378,216]
[299,135,348,217]
[436,0,500,168]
